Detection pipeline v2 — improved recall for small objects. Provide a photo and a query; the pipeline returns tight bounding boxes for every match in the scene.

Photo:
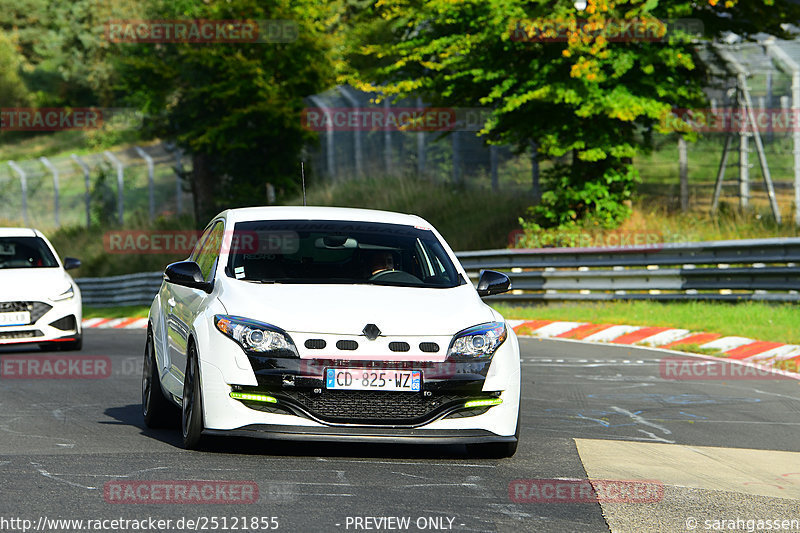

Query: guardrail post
[134,146,155,221]
[764,38,800,226]
[738,92,750,210]
[678,137,688,212]
[490,145,499,191]
[530,141,541,200]
[339,86,363,179]
[170,146,185,215]
[452,131,461,184]
[39,157,60,226]
[103,151,125,225]
[7,161,28,225]
[309,95,336,180]
[793,61,800,227]
[70,154,91,228]
[416,96,426,177]
[766,68,774,143]
[384,99,392,176]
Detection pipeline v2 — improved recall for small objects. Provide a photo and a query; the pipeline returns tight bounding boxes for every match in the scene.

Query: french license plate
[326,368,421,392]
[0,311,30,326]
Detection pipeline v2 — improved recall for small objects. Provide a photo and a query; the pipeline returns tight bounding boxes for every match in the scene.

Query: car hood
[0,268,73,301]
[216,279,494,336]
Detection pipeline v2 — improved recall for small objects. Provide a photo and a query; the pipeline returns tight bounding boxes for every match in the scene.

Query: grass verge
[285,176,532,251]
[492,301,800,345]
[83,306,149,319]
[514,201,798,248]
[47,213,197,278]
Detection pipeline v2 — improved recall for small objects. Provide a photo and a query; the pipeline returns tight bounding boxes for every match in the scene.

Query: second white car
[0,228,83,350]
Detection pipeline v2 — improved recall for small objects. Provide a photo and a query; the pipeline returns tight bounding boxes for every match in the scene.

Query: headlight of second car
[51,286,74,302]
[447,322,507,360]
[214,315,299,357]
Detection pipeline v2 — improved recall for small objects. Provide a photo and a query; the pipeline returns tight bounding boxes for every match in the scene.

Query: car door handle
[167,297,176,307]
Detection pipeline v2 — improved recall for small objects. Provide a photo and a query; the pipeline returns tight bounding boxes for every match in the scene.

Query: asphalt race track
[1,330,799,533]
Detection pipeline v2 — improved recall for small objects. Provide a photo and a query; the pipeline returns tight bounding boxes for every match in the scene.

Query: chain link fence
[0,142,193,229]
[302,85,539,192]
[638,38,800,224]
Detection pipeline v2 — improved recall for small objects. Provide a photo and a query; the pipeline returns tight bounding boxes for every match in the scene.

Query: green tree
[344,0,800,229]
[0,32,30,107]
[0,0,141,107]
[115,0,337,223]
[0,32,32,144]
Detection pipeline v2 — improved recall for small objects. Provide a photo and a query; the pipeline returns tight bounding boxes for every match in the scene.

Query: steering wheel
[368,269,422,283]
[369,269,401,281]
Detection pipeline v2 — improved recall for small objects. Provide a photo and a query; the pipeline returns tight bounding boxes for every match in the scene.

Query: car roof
[218,206,432,228]
[0,227,40,238]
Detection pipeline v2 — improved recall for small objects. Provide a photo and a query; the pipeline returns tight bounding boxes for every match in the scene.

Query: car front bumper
[197,329,521,438]
[202,425,517,445]
[0,298,82,346]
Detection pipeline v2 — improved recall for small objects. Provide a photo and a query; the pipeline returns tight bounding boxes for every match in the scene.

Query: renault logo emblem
[362,324,381,341]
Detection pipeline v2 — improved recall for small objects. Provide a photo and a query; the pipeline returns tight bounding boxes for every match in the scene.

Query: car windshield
[0,237,58,269]
[226,220,464,288]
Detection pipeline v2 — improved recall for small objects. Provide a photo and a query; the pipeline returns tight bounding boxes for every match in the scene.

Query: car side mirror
[165,261,212,293]
[476,270,511,297]
[63,257,81,270]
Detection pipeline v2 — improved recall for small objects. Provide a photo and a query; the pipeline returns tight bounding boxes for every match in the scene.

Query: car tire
[142,328,176,428]
[181,344,205,450]
[466,405,520,459]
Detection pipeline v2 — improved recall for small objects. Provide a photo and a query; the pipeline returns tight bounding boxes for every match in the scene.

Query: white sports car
[0,228,83,350]
[143,207,520,457]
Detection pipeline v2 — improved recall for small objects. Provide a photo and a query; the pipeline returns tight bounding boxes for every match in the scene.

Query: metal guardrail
[77,271,163,307]
[457,237,800,269]
[75,237,800,306]
[460,237,800,302]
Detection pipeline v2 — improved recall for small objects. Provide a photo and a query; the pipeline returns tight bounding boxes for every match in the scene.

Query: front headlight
[214,315,299,357]
[51,286,74,302]
[447,322,507,360]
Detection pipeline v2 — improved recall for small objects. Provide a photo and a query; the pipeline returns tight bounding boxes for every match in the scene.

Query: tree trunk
[191,153,218,225]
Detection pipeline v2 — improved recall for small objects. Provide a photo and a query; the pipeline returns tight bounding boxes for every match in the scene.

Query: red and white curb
[82,317,149,330]
[507,319,800,373]
[82,316,800,372]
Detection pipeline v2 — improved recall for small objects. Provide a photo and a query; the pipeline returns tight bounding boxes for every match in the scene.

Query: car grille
[274,390,485,425]
[0,330,44,340]
[336,340,358,351]
[0,302,52,324]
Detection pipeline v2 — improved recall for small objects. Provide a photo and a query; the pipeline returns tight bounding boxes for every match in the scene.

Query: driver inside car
[365,250,396,277]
